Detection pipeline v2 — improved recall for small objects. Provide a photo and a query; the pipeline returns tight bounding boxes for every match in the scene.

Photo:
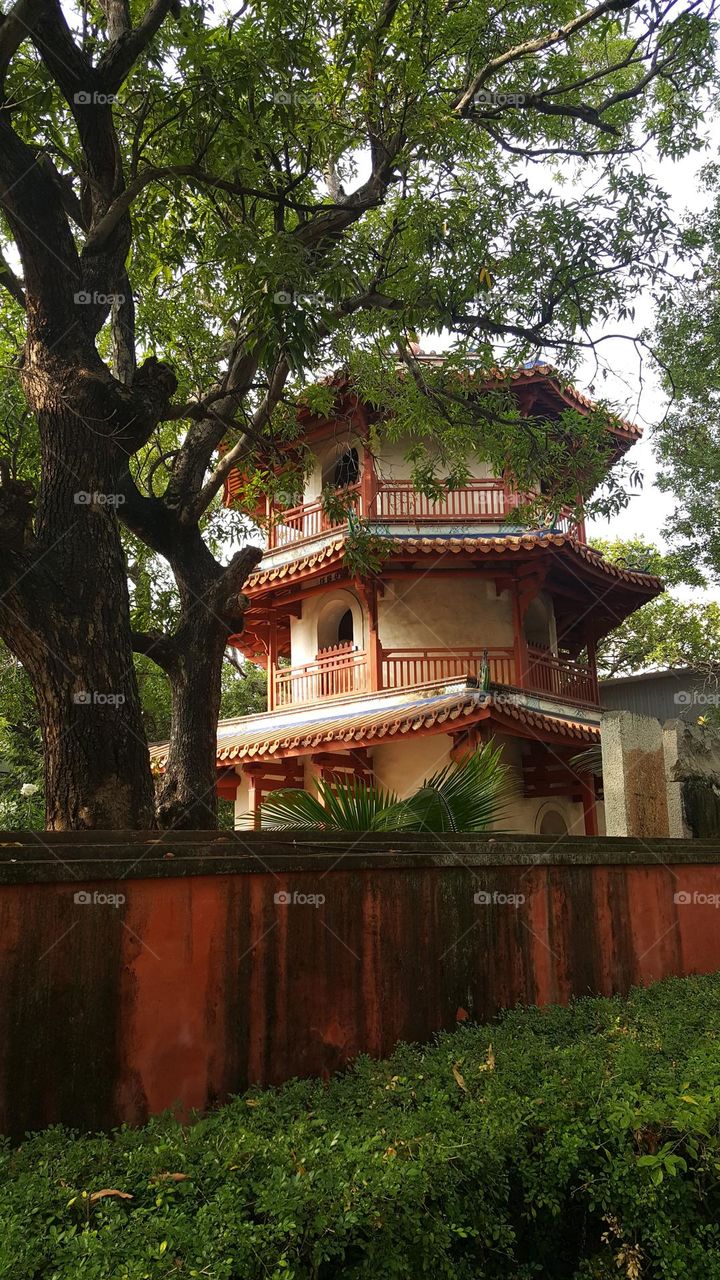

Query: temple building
[155,363,663,834]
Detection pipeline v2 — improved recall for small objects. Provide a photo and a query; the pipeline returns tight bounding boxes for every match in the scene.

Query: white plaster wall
[234,774,252,830]
[372,734,454,798]
[374,439,495,487]
[291,588,366,665]
[378,577,514,652]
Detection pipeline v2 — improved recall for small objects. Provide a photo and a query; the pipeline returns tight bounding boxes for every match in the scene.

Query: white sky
[577,148,715,555]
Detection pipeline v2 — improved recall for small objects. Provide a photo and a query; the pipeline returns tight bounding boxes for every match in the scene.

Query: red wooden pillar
[366,581,382,692]
[267,610,278,711]
[512,576,529,689]
[585,625,599,702]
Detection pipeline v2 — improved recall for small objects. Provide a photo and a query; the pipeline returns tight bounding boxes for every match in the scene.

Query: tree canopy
[0,0,715,827]
[592,537,720,677]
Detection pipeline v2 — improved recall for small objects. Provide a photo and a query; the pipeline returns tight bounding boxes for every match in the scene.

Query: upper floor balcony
[265,475,585,553]
[271,642,599,711]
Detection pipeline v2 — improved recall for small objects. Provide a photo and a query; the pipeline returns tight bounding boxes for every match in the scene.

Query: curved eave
[149,684,600,771]
[244,531,662,594]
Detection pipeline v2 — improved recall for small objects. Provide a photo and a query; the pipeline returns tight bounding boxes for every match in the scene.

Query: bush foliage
[3,974,720,1278]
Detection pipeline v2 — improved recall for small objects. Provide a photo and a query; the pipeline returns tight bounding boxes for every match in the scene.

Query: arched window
[538,808,568,836]
[317,596,360,654]
[523,593,555,652]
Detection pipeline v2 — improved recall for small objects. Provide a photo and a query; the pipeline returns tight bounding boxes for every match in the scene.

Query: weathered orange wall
[0,831,719,1136]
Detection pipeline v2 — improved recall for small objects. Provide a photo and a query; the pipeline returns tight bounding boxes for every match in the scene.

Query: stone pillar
[601,711,670,837]
[662,718,720,838]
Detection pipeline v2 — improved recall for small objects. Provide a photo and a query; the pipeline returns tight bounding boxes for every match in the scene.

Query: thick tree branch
[97,0,177,92]
[0,0,45,87]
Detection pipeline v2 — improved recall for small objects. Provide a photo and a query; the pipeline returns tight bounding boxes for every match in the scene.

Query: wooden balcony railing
[525,645,599,706]
[273,647,368,708]
[381,647,515,689]
[268,484,361,549]
[271,644,598,708]
[266,478,584,550]
[373,479,519,522]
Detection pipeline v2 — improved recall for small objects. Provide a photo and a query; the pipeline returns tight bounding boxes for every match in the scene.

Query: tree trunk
[0,401,156,829]
[155,618,228,829]
[146,544,262,830]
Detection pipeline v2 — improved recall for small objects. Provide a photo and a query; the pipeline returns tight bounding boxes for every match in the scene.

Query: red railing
[273,647,368,707]
[372,479,520,521]
[524,646,599,706]
[271,644,598,707]
[381,647,515,689]
[266,478,584,550]
[268,484,360,550]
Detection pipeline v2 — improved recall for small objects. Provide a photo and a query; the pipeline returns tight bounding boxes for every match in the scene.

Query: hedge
[3,974,720,1279]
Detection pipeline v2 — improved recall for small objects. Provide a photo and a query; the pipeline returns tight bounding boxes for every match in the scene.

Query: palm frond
[259,775,408,831]
[404,740,512,831]
[259,742,512,832]
[569,745,603,777]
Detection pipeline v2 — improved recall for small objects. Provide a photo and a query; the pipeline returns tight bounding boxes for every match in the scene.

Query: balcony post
[364,579,383,692]
[267,610,277,711]
[511,576,529,689]
[585,626,599,702]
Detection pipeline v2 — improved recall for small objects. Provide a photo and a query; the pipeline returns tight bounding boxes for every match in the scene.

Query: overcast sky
[578,147,714,558]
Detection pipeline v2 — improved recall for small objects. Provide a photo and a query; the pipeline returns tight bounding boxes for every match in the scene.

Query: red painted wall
[0,832,719,1136]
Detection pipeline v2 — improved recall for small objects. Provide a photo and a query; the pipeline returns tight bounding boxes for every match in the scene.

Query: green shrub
[3,974,720,1278]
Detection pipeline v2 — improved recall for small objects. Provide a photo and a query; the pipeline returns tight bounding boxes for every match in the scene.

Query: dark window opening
[337,609,354,645]
[334,447,359,489]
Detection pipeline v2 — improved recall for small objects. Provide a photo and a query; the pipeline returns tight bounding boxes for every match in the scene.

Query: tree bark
[0,397,156,829]
[155,617,228,829]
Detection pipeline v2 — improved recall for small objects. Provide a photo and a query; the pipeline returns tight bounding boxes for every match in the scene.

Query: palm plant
[258,741,512,832]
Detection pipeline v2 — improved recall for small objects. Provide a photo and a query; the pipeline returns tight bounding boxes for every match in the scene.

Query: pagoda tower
[154,363,662,835]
